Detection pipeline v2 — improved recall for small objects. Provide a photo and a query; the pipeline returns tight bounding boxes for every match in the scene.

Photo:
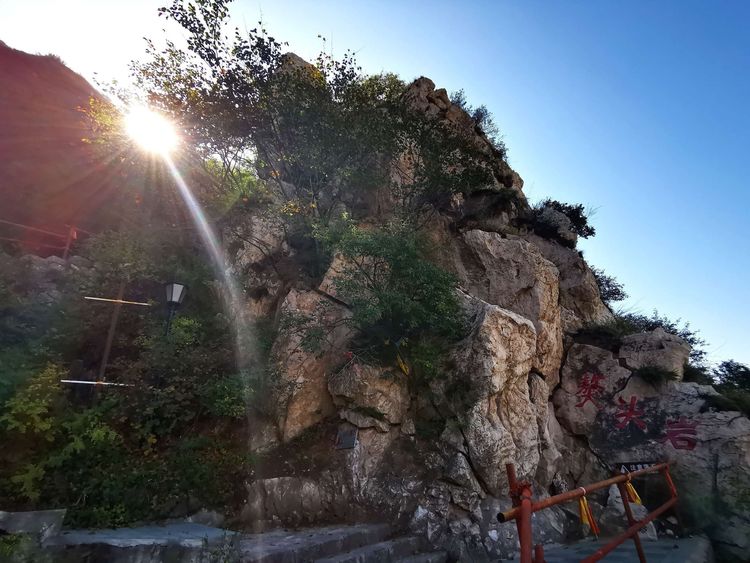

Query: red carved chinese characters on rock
[659,417,698,450]
[575,372,605,409]
[614,396,647,430]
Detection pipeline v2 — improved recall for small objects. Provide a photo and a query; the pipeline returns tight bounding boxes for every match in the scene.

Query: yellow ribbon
[396,352,410,375]
[625,481,642,505]
[578,488,600,537]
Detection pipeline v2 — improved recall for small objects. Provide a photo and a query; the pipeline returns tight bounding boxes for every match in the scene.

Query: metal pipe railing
[497,462,679,563]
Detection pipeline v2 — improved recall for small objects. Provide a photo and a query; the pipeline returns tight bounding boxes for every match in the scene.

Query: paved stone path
[47,522,448,562]
[523,535,712,563]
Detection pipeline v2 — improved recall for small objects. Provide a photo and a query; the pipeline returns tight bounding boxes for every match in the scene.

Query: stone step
[313,536,423,563]
[395,552,449,563]
[238,523,394,563]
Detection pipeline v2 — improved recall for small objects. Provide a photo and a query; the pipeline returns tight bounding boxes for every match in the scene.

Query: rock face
[521,233,612,332]
[328,363,410,433]
[553,341,750,560]
[443,295,560,496]
[227,69,748,561]
[270,287,353,442]
[224,208,288,318]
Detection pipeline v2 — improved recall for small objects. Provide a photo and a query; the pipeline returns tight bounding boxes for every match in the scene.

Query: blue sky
[1,0,748,364]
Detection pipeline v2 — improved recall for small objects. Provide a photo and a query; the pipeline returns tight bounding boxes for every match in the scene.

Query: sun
[124,106,178,155]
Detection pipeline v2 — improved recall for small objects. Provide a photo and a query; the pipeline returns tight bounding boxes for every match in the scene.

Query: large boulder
[619,328,692,379]
[445,231,563,385]
[553,341,750,559]
[447,295,541,494]
[598,485,657,541]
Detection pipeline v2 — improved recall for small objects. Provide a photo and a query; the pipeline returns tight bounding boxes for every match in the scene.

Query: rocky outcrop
[533,206,578,247]
[328,363,410,433]
[402,77,523,194]
[619,327,692,378]
[440,295,555,495]
[442,231,563,385]
[521,233,612,332]
[227,68,745,561]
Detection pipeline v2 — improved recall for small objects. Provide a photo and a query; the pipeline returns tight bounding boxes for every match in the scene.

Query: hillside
[0,42,119,238]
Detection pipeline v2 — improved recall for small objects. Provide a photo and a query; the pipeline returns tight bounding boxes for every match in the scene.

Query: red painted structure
[497,462,680,562]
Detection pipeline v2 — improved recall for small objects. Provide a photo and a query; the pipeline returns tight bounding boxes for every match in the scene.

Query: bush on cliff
[316,219,463,372]
[590,266,628,306]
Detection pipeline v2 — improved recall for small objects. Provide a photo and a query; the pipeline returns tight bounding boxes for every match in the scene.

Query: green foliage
[0,225,253,527]
[538,199,595,239]
[713,360,750,391]
[576,309,707,366]
[83,229,157,284]
[200,374,248,419]
[198,533,241,563]
[632,365,678,386]
[682,363,715,385]
[450,89,506,153]
[317,220,462,363]
[706,361,750,418]
[0,253,54,404]
[528,199,595,246]
[133,0,503,228]
[1,364,66,441]
[0,533,52,563]
[590,266,627,306]
[702,390,750,417]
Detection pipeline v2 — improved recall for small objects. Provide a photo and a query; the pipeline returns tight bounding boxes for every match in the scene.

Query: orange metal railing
[497,462,680,563]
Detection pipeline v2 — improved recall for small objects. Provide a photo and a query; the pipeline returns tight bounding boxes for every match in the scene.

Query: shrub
[200,375,248,419]
[534,199,596,239]
[682,363,715,385]
[632,365,679,386]
[316,220,463,366]
[575,310,707,367]
[450,89,506,154]
[701,390,750,417]
[590,267,627,306]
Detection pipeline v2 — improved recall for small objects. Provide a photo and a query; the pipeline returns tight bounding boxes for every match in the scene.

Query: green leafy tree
[714,360,750,391]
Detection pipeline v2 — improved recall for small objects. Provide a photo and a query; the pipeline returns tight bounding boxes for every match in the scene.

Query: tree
[132,0,503,229]
[714,360,750,391]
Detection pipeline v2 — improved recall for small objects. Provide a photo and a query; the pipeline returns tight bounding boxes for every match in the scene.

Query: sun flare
[124,106,178,155]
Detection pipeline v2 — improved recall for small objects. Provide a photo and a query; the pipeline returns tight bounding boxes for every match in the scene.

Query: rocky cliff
[223,75,750,562]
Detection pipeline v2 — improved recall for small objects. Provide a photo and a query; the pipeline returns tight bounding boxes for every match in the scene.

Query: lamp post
[164,282,187,335]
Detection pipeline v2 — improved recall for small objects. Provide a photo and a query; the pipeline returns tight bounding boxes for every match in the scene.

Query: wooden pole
[98,281,126,381]
[62,225,76,262]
